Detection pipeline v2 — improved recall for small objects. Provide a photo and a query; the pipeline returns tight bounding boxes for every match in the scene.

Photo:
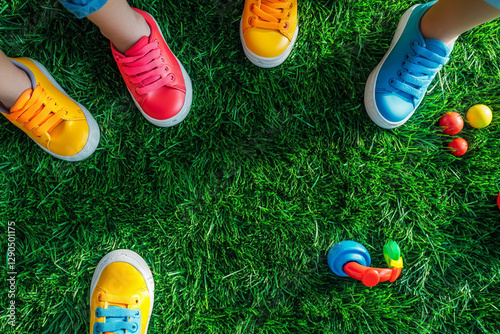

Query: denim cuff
[59,0,108,19]
[483,0,500,9]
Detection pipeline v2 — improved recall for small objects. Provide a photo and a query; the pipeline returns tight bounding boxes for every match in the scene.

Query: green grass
[1,0,500,332]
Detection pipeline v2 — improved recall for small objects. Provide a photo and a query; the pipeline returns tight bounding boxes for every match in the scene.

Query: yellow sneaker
[90,250,154,334]
[240,0,298,68]
[1,58,99,161]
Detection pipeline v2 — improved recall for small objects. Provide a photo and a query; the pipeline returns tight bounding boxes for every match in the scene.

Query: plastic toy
[327,240,403,287]
[448,138,468,156]
[466,104,492,129]
[439,112,464,135]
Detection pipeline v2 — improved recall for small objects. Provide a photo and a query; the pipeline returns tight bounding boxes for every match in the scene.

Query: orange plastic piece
[343,262,402,287]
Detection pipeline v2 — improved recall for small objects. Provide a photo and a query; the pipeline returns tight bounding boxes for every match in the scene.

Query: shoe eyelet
[283,22,289,30]
[156,40,160,47]
[404,53,410,60]
[287,12,291,18]
[134,310,140,317]
[168,74,175,82]
[401,61,406,67]
[289,3,293,8]
[248,17,254,25]
[397,70,402,77]
[389,78,395,84]
[249,3,254,10]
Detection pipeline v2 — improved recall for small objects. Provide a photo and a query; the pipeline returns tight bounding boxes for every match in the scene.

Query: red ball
[439,112,464,135]
[448,138,468,156]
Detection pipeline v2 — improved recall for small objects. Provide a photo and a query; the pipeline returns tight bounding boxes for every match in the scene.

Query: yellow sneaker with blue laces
[90,250,154,334]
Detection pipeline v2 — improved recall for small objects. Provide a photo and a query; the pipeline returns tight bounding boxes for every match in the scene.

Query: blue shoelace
[93,306,141,334]
[389,40,450,101]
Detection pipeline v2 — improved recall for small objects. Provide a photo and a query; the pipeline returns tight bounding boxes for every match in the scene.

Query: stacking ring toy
[327,240,403,287]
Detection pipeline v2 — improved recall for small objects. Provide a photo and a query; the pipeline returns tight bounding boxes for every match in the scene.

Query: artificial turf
[0,0,499,332]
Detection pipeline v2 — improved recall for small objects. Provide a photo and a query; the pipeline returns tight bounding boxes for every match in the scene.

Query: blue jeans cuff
[59,0,108,19]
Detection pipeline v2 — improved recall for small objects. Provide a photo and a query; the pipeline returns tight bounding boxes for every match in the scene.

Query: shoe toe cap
[375,93,416,123]
[243,28,290,58]
[48,120,89,157]
[142,87,186,121]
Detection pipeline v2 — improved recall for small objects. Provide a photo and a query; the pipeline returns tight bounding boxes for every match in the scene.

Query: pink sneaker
[111,8,193,127]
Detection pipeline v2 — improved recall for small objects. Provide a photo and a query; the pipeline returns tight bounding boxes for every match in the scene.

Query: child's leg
[0,50,31,109]
[421,0,500,46]
[86,0,150,53]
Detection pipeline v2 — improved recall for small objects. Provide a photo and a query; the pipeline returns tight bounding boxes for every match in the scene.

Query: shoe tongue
[10,89,34,113]
[424,38,452,57]
[125,36,150,57]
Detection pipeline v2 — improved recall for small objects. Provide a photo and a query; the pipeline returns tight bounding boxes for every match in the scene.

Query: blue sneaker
[364,2,453,129]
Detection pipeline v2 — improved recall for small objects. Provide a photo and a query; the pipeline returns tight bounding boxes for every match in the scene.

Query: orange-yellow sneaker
[90,249,154,334]
[1,58,99,161]
[240,0,298,68]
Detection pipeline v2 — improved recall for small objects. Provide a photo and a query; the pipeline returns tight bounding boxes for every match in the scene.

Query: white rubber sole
[239,19,299,69]
[130,11,193,127]
[364,5,419,129]
[11,58,100,161]
[90,249,155,333]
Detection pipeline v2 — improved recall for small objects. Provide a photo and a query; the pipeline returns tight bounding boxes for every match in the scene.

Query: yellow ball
[466,104,492,129]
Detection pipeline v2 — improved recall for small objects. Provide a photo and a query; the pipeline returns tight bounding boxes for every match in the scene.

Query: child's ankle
[109,12,151,53]
[420,12,459,47]
[0,68,31,110]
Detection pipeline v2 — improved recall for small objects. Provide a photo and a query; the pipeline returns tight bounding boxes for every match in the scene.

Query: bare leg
[0,50,31,109]
[86,0,151,53]
[421,0,500,46]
